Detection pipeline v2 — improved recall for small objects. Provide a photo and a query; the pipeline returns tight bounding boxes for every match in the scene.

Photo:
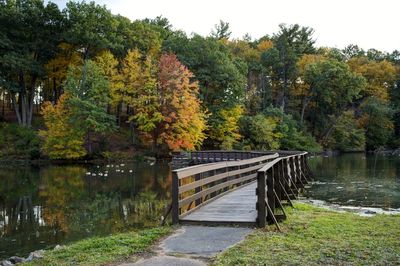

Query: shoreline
[299,199,400,216]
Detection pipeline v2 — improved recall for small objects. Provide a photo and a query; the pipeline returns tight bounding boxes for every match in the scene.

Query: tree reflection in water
[0,161,171,259]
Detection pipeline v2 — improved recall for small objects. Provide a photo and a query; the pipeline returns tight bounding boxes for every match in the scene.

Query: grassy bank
[23,227,171,266]
[214,203,400,265]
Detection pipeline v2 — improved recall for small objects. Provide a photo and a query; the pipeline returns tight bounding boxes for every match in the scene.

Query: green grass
[214,203,400,266]
[23,227,171,266]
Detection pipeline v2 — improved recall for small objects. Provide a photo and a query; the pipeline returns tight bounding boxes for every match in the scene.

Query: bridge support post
[172,171,179,224]
[257,171,266,227]
[266,168,275,218]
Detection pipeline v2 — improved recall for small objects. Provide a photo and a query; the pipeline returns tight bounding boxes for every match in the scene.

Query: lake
[307,153,400,209]
[1,153,400,259]
[0,161,172,259]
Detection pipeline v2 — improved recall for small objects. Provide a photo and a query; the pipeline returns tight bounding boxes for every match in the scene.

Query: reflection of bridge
[171,151,313,229]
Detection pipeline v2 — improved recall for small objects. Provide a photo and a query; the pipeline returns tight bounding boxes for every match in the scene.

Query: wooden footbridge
[171,151,314,229]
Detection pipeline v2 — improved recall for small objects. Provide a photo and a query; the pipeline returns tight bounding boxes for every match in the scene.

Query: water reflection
[307,153,400,209]
[0,162,171,259]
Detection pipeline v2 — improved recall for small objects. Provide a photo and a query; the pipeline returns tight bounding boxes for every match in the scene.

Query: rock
[26,250,44,262]
[0,260,13,266]
[8,256,24,264]
[364,210,377,215]
[54,245,65,250]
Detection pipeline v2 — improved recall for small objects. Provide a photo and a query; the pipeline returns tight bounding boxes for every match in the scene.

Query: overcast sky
[49,0,400,52]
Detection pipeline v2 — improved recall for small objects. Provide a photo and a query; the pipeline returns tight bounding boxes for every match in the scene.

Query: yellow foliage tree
[209,105,244,150]
[348,57,396,102]
[40,94,86,159]
[44,43,83,102]
[94,50,119,90]
[111,49,142,107]
[257,40,273,52]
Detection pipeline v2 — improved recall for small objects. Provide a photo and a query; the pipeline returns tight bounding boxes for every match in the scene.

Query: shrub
[0,123,40,159]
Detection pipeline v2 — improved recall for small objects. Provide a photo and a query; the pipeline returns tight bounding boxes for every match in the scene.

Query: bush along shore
[214,203,400,265]
[0,227,171,266]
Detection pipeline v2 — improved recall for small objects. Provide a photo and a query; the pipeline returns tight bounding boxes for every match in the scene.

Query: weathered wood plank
[181,182,257,223]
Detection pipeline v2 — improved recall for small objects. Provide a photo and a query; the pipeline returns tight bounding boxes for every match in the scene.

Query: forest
[1,0,400,159]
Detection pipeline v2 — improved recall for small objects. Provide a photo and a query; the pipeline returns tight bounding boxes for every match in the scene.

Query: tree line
[0,0,399,159]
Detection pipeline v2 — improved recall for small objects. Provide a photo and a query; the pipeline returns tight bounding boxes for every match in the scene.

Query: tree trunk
[11,93,22,125]
[300,96,311,124]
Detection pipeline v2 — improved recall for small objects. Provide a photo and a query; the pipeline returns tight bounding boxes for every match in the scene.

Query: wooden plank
[178,173,257,207]
[178,163,265,193]
[181,182,258,223]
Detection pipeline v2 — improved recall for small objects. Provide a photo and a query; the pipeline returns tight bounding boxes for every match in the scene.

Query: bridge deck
[180,182,257,225]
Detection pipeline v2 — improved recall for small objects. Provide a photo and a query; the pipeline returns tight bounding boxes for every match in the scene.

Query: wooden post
[297,155,307,184]
[266,167,275,220]
[195,173,202,205]
[172,171,179,224]
[275,161,282,203]
[289,157,297,185]
[257,170,266,227]
[294,156,303,186]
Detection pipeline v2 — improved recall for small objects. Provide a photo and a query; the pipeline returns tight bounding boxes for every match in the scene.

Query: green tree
[303,59,366,144]
[65,60,116,154]
[329,111,365,151]
[64,1,117,59]
[163,33,246,109]
[359,97,394,150]
[261,24,315,110]
[240,114,282,150]
[211,20,232,40]
[263,107,321,152]
[0,0,64,126]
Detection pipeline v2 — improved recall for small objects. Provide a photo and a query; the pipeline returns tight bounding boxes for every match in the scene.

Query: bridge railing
[188,150,276,164]
[171,152,279,224]
[256,152,313,228]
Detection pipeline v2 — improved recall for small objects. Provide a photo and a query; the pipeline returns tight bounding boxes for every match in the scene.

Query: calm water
[307,153,400,209]
[0,161,171,259]
[1,154,400,259]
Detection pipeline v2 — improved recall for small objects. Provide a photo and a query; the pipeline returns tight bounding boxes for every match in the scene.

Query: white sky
[50,0,400,52]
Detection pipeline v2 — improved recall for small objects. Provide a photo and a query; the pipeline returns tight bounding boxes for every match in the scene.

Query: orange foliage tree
[152,53,207,151]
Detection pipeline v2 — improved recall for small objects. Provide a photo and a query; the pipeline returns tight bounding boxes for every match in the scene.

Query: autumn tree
[44,43,83,103]
[40,94,86,159]
[152,53,207,152]
[348,57,396,102]
[208,105,243,150]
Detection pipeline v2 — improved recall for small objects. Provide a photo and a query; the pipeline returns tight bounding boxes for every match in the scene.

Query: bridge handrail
[174,153,279,179]
[171,150,313,226]
[188,150,276,165]
[256,152,312,228]
[171,152,280,223]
